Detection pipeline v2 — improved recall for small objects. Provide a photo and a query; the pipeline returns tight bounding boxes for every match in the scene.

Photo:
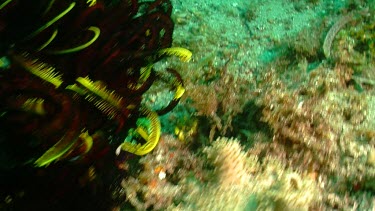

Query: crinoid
[0,0,191,209]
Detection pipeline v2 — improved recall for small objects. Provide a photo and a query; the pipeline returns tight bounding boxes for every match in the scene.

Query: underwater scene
[0,0,375,210]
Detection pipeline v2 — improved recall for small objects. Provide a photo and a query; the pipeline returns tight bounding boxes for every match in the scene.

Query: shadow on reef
[185,100,272,150]
[227,100,272,148]
[0,0,190,210]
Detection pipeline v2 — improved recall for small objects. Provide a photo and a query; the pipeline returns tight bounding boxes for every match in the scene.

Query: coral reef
[119,137,321,210]
[115,1,375,210]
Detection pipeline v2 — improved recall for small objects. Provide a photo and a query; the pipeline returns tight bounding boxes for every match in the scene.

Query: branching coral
[182,59,253,141]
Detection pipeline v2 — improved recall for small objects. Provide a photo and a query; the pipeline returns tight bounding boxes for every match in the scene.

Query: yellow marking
[145,29,151,36]
[119,108,161,155]
[48,26,100,54]
[79,131,93,154]
[126,104,137,110]
[174,84,185,100]
[140,65,152,83]
[65,84,87,95]
[34,134,79,167]
[22,98,46,115]
[76,76,123,109]
[86,0,96,7]
[158,47,192,62]
[71,77,130,119]
[175,127,185,141]
[12,55,63,88]
[0,0,12,10]
[42,0,56,15]
[37,29,58,51]
[26,2,76,40]
[129,64,153,90]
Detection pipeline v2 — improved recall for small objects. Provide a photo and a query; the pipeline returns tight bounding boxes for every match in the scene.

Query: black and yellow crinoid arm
[11,54,63,88]
[34,130,94,167]
[46,26,100,55]
[24,1,77,41]
[127,64,155,93]
[66,76,135,119]
[34,129,81,167]
[34,135,78,167]
[154,68,185,115]
[117,107,161,156]
[158,47,192,62]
